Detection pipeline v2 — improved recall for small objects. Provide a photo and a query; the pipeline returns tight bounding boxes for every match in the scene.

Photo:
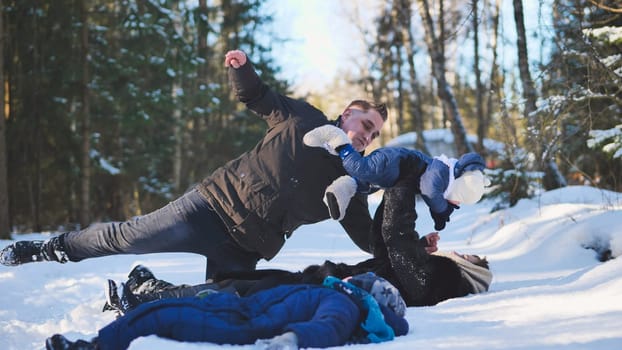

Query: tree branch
[588,0,622,14]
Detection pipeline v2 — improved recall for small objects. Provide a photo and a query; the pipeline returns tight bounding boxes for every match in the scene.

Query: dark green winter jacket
[197,61,373,260]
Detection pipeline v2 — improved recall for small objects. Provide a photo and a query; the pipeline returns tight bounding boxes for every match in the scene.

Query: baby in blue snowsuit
[304,125,489,231]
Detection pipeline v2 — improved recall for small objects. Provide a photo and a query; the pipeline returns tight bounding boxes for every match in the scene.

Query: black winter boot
[124,264,156,292]
[45,334,97,350]
[0,236,69,266]
[125,264,175,295]
[103,279,140,317]
[102,279,123,317]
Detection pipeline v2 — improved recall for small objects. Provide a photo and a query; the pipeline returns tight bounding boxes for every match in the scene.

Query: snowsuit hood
[420,152,487,214]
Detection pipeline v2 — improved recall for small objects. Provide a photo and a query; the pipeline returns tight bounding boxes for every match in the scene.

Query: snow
[386,129,506,158]
[1,185,622,349]
[583,26,622,45]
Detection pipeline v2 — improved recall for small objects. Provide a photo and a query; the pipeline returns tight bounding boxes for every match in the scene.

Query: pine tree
[540,0,622,190]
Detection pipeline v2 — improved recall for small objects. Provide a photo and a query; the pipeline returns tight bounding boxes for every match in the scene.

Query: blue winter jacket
[97,284,360,350]
[341,146,432,191]
[340,145,486,214]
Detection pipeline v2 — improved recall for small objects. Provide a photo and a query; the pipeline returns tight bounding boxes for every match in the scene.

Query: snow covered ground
[1,185,622,349]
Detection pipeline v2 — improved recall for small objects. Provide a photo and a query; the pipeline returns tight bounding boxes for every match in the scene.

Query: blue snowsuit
[341,146,432,190]
[96,283,406,349]
[339,145,485,215]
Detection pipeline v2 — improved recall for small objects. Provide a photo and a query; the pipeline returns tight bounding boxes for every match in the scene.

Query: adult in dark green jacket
[1,50,387,279]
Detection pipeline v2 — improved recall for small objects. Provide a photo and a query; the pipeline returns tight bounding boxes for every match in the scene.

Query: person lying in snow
[303,124,490,230]
[46,273,409,350]
[302,125,493,304]
[362,150,492,303]
[101,248,491,317]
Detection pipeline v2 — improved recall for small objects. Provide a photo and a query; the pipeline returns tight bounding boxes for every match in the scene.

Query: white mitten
[254,331,299,350]
[324,175,358,221]
[303,125,350,155]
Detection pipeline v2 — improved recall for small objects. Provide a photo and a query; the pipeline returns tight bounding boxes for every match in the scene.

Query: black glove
[430,203,460,231]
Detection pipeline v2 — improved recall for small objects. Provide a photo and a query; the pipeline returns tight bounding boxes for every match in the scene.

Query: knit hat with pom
[348,272,407,317]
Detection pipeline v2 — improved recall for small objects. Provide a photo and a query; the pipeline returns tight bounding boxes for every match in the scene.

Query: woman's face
[452,251,484,265]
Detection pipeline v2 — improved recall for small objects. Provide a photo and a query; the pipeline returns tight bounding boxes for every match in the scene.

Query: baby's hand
[303,125,350,156]
[324,175,357,221]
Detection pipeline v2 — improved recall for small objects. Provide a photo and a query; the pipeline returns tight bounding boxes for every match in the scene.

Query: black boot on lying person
[102,264,164,314]
[126,264,177,294]
[104,280,141,317]
[103,266,222,317]
[45,334,98,350]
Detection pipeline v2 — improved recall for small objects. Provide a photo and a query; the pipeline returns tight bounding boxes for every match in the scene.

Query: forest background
[0,0,620,239]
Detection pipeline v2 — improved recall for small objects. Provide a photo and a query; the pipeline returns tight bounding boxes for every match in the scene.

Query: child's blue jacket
[341,146,485,214]
[341,146,432,190]
[96,283,406,350]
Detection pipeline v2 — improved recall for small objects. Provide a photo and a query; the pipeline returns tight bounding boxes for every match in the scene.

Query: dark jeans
[62,188,260,278]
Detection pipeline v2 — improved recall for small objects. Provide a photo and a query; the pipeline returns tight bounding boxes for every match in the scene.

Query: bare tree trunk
[513,0,538,117]
[400,0,429,154]
[172,83,182,191]
[485,0,504,143]
[79,1,91,228]
[513,0,566,189]
[395,47,405,133]
[32,4,42,232]
[416,0,473,155]
[171,2,182,192]
[189,0,210,183]
[473,0,485,154]
[438,0,451,129]
[0,0,10,239]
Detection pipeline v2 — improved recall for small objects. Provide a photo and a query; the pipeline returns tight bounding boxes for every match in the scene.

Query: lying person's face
[452,251,488,268]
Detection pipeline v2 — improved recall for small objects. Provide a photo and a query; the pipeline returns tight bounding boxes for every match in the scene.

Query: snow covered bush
[485,146,543,211]
[587,124,622,159]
